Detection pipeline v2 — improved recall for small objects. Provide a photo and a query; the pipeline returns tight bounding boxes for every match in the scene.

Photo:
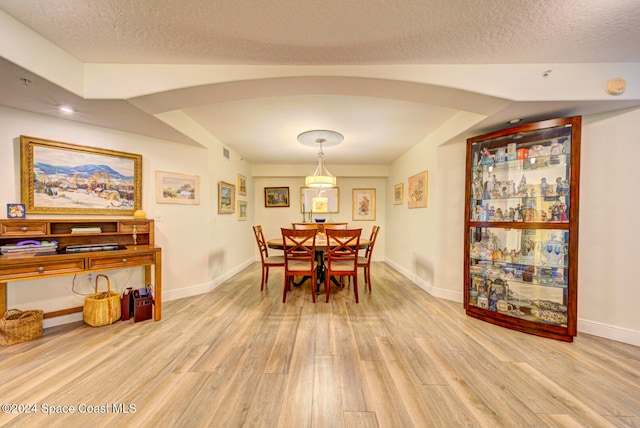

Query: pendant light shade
[298,130,342,188]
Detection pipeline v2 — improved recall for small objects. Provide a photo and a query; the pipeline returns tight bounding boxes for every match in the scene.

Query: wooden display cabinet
[0,218,162,321]
[464,116,581,341]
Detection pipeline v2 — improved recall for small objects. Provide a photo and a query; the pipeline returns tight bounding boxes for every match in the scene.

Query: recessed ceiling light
[58,105,75,114]
[508,118,522,124]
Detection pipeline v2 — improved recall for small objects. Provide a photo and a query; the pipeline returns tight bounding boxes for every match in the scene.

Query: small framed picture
[7,203,26,219]
[238,173,247,196]
[218,181,236,214]
[238,200,247,221]
[393,183,403,205]
[264,187,290,208]
[408,170,428,209]
[352,188,376,221]
[155,171,200,205]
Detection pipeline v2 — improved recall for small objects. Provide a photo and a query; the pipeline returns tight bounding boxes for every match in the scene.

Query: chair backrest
[325,228,361,270]
[364,225,380,260]
[323,223,348,230]
[281,228,317,270]
[291,223,319,231]
[253,225,269,261]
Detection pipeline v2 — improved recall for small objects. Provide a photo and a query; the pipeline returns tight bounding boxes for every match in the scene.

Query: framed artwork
[155,171,200,205]
[300,187,339,214]
[238,200,247,221]
[20,135,142,215]
[352,188,376,221]
[218,181,236,214]
[393,183,404,205]
[7,204,26,219]
[264,187,290,208]
[408,170,428,208]
[238,173,247,196]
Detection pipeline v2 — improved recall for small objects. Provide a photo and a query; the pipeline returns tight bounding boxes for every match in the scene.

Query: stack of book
[70,226,102,234]
[1,241,58,255]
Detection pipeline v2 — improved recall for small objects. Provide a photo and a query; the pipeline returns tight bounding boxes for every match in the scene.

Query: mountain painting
[21,137,142,215]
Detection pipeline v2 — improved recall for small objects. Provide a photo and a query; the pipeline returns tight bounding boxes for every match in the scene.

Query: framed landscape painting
[218,181,236,214]
[238,200,247,221]
[264,187,289,208]
[238,173,247,196]
[155,171,200,205]
[408,170,428,208]
[20,136,142,215]
[352,188,376,221]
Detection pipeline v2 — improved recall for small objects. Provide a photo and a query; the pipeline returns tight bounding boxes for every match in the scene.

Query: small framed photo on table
[7,204,26,219]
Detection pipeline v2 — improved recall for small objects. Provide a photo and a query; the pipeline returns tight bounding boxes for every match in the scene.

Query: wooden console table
[0,218,162,321]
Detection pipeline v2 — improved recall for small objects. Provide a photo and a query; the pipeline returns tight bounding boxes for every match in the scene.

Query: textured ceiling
[1,0,640,165]
[3,0,640,65]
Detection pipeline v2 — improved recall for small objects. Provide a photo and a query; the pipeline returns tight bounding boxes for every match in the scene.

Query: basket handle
[94,274,111,294]
[1,309,40,320]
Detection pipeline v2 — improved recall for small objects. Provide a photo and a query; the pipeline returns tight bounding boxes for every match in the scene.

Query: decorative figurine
[517,175,527,196]
[540,178,549,197]
[485,174,496,198]
[556,177,564,196]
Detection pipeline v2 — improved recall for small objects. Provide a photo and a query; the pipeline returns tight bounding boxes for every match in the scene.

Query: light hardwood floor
[1,262,639,427]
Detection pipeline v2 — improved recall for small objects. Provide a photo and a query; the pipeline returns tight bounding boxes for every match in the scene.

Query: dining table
[267,233,370,290]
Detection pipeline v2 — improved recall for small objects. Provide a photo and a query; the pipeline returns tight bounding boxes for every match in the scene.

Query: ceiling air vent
[223,148,230,160]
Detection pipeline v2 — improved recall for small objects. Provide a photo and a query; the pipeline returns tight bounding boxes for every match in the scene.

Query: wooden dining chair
[324,228,361,303]
[357,225,380,293]
[281,228,317,303]
[253,225,284,291]
[323,223,348,230]
[291,223,319,232]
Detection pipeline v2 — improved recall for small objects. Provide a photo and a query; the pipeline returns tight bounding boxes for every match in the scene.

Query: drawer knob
[21,227,28,232]
[37,266,44,273]
[122,258,127,263]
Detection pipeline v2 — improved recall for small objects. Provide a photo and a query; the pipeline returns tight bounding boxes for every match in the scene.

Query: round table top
[267,235,370,250]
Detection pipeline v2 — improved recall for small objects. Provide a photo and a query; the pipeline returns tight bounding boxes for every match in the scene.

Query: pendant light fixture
[298,130,343,188]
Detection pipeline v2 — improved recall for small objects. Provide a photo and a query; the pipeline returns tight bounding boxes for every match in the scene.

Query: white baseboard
[384,258,639,347]
[577,318,640,347]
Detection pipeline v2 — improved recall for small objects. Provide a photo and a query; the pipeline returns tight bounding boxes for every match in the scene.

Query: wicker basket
[0,309,44,346]
[83,274,121,327]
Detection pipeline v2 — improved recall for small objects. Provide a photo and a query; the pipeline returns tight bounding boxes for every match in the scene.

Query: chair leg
[353,273,359,303]
[366,266,371,293]
[325,273,330,303]
[261,266,266,291]
[283,275,288,303]
[311,272,316,303]
[265,266,269,285]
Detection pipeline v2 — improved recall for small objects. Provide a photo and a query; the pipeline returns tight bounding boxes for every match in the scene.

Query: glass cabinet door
[464,116,580,341]
[468,227,569,327]
[469,123,572,224]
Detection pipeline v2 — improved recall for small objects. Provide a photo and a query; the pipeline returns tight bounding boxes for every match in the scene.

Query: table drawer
[120,222,150,233]
[0,221,48,237]
[0,259,85,281]
[88,252,155,270]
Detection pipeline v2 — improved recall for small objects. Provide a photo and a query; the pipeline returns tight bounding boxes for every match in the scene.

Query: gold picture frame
[20,135,142,215]
[238,173,247,196]
[218,181,236,214]
[155,171,200,205]
[352,188,376,221]
[238,200,247,221]
[408,170,428,208]
[393,183,404,205]
[264,187,290,207]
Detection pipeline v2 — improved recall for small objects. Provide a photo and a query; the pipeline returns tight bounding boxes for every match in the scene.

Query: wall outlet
[87,272,93,283]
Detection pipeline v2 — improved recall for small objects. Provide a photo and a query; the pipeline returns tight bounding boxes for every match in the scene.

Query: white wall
[387,107,640,346]
[0,106,253,326]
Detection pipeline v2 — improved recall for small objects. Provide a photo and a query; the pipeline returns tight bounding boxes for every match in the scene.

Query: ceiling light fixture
[298,130,343,188]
